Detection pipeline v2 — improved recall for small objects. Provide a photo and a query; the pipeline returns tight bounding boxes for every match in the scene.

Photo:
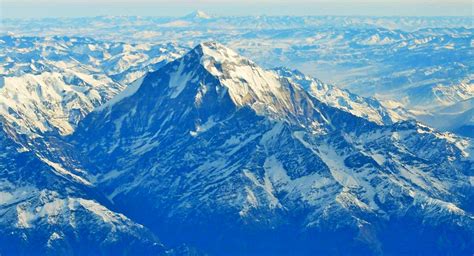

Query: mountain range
[1,41,472,254]
[3,14,472,137]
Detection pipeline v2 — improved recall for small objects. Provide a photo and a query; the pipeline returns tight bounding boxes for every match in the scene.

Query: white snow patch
[168,60,194,99]
[40,157,92,186]
[96,75,145,112]
[77,198,127,223]
[0,191,13,204]
[16,206,36,228]
[190,117,217,137]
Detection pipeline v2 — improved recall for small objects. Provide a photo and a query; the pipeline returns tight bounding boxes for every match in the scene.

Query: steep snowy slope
[0,121,167,255]
[0,71,124,136]
[72,42,474,255]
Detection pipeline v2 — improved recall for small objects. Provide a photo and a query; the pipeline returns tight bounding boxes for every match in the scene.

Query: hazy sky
[1,0,472,18]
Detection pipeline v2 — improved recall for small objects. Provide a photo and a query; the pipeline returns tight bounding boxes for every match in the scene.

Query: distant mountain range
[0,35,186,135]
[1,40,472,255]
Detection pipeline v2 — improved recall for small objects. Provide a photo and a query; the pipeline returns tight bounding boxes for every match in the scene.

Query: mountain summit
[71,42,473,255]
[183,10,212,20]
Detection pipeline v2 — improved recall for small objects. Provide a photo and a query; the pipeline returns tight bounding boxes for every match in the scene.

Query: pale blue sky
[1,0,472,18]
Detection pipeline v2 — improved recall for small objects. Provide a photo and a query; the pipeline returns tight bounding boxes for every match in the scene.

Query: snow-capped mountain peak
[183,10,212,20]
[158,41,322,125]
[198,41,240,61]
[197,42,301,113]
